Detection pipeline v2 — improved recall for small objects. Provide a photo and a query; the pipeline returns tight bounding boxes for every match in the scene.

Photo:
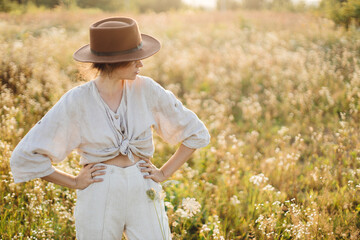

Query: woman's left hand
[138,161,167,183]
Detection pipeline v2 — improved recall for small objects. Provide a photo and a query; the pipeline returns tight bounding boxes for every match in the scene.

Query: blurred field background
[1,0,360,239]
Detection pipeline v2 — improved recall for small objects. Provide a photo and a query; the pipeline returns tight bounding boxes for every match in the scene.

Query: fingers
[141,158,151,163]
[90,165,107,173]
[85,163,107,169]
[76,164,108,190]
[143,172,160,183]
[141,166,158,180]
[91,170,106,177]
[138,161,164,182]
[88,165,107,182]
[144,172,154,179]
[140,167,153,173]
[92,177,104,183]
[139,163,156,176]
[139,162,153,168]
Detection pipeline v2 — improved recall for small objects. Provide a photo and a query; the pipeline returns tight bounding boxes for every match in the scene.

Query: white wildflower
[265,157,276,164]
[278,126,289,135]
[230,195,240,205]
[249,173,269,186]
[263,184,275,192]
[175,208,188,218]
[181,197,201,217]
[164,201,174,210]
[272,201,281,206]
[200,224,211,233]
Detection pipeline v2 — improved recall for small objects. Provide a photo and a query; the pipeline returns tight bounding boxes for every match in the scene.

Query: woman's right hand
[74,164,107,190]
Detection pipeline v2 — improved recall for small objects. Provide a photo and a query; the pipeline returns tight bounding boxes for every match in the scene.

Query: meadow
[0,8,360,239]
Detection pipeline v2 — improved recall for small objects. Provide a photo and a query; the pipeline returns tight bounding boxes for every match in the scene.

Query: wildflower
[265,157,276,164]
[175,208,188,218]
[272,201,281,206]
[205,181,216,189]
[181,197,201,217]
[164,201,174,210]
[146,188,167,240]
[249,173,269,186]
[213,216,224,239]
[278,126,289,135]
[146,188,156,200]
[200,224,211,233]
[263,184,275,192]
[159,189,166,200]
[230,195,240,205]
[162,180,180,187]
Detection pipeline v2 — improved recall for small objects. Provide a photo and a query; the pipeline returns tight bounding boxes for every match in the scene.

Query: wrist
[160,168,169,180]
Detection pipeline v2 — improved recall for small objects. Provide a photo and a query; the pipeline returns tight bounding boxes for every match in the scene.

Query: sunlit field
[1,9,360,239]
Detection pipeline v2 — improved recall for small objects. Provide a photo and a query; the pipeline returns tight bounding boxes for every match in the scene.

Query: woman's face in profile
[112,60,143,81]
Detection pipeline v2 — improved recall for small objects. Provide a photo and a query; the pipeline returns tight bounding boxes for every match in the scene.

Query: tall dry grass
[1,9,359,239]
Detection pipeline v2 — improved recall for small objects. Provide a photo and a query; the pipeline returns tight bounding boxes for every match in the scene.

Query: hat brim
[73,34,161,63]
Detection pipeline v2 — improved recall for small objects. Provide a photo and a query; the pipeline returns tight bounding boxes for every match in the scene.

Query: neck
[95,74,124,96]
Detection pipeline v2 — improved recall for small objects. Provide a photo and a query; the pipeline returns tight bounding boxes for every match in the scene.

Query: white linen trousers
[74,160,171,240]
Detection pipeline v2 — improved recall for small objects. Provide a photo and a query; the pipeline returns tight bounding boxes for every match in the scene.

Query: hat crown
[90,17,142,54]
[97,21,128,28]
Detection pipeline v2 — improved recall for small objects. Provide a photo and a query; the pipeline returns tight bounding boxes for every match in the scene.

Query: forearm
[160,144,196,179]
[41,168,77,189]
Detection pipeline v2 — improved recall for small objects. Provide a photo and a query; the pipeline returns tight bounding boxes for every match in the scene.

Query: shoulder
[132,75,166,110]
[135,75,169,97]
[61,81,92,102]
[135,75,159,89]
[136,75,182,112]
[132,75,166,100]
[52,81,93,114]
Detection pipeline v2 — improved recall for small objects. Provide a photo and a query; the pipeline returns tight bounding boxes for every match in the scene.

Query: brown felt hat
[73,17,161,63]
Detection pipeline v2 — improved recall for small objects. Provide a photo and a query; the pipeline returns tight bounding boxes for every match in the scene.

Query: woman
[10,17,210,239]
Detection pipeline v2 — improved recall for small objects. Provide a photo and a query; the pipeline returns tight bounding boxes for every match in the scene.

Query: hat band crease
[90,42,143,57]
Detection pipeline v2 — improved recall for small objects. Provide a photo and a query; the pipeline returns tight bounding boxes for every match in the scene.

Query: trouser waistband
[94,159,147,176]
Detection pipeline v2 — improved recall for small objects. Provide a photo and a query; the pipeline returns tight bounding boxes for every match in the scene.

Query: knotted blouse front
[10,75,210,183]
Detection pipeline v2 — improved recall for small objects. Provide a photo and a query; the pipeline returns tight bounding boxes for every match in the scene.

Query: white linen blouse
[10,75,210,183]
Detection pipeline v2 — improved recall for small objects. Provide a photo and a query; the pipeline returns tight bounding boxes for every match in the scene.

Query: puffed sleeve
[10,89,81,183]
[146,77,210,149]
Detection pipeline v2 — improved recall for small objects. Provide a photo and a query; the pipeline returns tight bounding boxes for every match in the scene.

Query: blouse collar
[91,79,126,115]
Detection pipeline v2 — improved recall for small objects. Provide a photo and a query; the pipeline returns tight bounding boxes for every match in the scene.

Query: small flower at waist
[145,187,168,240]
[146,188,156,200]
